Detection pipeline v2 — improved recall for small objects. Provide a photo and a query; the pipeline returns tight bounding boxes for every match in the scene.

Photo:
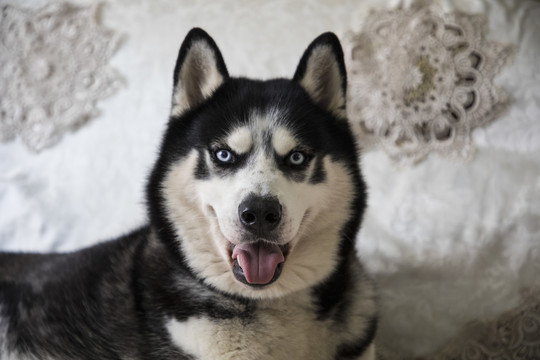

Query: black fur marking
[208,145,249,177]
[262,129,274,156]
[194,149,209,179]
[275,151,310,183]
[312,156,367,321]
[309,155,327,184]
[312,257,353,322]
[132,232,257,326]
[142,252,256,322]
[335,316,378,359]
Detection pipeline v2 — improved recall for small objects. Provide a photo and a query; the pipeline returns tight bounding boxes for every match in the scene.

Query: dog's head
[148,28,366,299]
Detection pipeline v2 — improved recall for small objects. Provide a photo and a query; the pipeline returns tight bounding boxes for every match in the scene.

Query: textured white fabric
[0,0,539,358]
[354,1,540,356]
[359,149,540,357]
[0,2,122,152]
[377,289,540,359]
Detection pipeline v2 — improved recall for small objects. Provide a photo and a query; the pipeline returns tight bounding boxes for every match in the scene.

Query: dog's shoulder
[0,227,150,359]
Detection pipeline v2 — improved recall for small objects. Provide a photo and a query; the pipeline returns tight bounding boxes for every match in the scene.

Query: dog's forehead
[223,110,298,155]
[271,127,297,156]
[224,127,252,154]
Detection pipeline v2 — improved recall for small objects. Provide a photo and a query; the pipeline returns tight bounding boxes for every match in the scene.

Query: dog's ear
[293,33,347,119]
[171,28,229,116]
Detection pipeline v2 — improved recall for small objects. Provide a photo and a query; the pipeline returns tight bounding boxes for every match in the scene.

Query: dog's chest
[165,296,333,360]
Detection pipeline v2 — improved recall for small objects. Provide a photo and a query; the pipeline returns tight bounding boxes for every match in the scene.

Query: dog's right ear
[171,28,229,116]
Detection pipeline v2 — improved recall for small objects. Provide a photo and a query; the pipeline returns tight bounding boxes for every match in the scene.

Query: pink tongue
[232,242,284,284]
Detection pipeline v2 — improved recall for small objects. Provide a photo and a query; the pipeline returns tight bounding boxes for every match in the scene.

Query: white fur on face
[271,127,297,156]
[222,127,252,154]
[162,112,355,299]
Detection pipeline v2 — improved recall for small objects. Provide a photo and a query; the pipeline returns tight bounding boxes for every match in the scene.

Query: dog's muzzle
[231,194,287,287]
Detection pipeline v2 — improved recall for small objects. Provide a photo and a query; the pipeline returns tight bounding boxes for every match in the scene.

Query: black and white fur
[0,29,377,360]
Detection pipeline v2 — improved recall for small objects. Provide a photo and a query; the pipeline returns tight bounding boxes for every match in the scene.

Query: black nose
[238,195,282,237]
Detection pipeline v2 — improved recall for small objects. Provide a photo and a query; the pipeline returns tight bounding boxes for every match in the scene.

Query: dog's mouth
[229,241,290,288]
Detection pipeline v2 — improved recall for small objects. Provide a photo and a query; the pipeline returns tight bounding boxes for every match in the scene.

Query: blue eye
[288,151,305,166]
[215,149,234,163]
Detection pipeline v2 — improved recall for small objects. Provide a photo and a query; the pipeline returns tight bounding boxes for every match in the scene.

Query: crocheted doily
[0,3,122,152]
[343,3,512,164]
[377,287,540,360]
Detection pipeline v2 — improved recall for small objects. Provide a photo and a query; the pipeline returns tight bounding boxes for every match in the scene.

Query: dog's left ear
[293,33,347,119]
[171,28,229,116]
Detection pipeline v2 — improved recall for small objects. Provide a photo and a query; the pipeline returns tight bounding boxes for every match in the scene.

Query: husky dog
[0,28,376,360]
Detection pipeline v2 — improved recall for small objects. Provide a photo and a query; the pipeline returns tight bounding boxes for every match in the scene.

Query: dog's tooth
[237,256,243,269]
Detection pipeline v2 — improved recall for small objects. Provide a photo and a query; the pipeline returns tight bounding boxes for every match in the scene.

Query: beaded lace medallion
[0,3,122,152]
[343,4,512,164]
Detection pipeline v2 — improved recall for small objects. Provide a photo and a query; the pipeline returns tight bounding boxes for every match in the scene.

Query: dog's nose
[238,195,282,237]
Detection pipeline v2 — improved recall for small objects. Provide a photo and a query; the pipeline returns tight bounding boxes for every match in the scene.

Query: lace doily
[343,3,513,164]
[377,287,540,360]
[0,2,122,152]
